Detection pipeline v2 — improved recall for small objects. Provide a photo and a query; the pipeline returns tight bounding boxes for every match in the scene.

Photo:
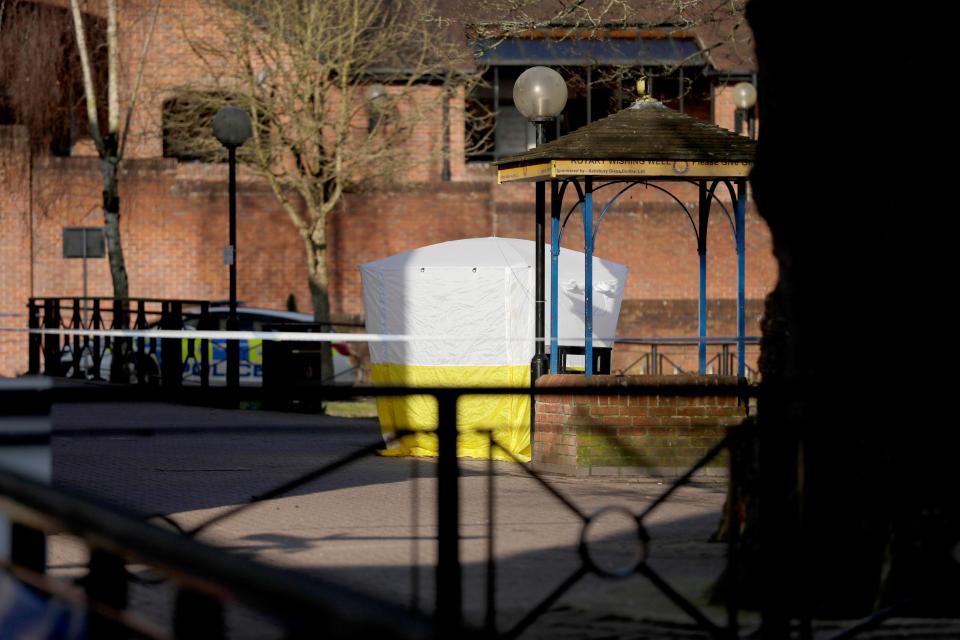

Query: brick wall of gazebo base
[533,375,748,479]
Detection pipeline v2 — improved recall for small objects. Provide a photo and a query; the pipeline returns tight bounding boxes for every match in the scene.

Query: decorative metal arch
[546,176,749,376]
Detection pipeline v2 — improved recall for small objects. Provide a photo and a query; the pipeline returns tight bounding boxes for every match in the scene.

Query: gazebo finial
[633,75,657,105]
[630,96,661,108]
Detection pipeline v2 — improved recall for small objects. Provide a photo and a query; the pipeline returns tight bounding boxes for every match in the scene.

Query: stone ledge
[530,461,729,481]
[535,373,745,389]
[531,375,745,477]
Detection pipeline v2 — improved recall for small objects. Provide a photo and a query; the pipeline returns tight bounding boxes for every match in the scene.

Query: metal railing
[28,299,762,390]
[6,381,751,639]
[2,379,940,639]
[26,297,357,391]
[616,337,761,380]
[28,297,212,386]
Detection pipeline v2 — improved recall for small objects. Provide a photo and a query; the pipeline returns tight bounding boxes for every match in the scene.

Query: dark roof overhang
[474,29,709,67]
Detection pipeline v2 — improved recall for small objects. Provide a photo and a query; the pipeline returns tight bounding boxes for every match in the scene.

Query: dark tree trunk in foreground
[744,0,959,629]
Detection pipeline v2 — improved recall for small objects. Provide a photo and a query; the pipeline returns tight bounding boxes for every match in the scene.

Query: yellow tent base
[372,363,531,463]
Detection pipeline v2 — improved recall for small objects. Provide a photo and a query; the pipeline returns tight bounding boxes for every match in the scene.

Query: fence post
[110,299,126,383]
[69,299,84,379]
[135,301,147,385]
[28,299,40,375]
[91,300,103,380]
[174,588,224,640]
[0,377,51,573]
[161,301,182,388]
[86,549,129,640]
[42,299,61,376]
[200,302,211,387]
[436,391,462,635]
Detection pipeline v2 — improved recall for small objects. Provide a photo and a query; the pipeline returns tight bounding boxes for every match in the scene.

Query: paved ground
[43,398,959,639]
[47,399,735,638]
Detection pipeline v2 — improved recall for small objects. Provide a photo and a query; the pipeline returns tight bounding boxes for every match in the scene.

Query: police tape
[0,327,633,343]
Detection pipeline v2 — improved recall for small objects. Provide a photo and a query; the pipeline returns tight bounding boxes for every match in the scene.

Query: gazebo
[495,97,757,378]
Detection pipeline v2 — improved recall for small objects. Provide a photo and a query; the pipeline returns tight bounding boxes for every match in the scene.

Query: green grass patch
[323,398,378,418]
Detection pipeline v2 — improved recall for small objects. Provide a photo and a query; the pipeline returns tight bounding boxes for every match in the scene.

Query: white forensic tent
[360,237,628,461]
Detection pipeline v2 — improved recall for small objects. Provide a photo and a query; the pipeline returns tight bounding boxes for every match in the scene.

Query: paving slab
[46,400,959,638]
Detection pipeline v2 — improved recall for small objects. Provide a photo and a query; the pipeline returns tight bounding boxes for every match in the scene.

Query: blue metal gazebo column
[550,179,561,374]
[735,178,747,378]
[583,178,594,376]
[697,182,711,374]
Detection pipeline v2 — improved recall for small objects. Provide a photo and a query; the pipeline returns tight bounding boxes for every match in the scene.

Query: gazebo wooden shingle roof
[496,99,755,182]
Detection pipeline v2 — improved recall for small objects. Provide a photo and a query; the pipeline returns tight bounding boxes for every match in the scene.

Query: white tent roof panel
[360,237,627,366]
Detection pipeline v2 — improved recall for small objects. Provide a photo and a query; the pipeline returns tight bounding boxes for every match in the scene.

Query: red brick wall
[328,183,493,318]
[1,3,775,378]
[1,126,776,378]
[0,127,34,376]
[24,158,310,306]
[0,140,316,375]
[534,374,748,477]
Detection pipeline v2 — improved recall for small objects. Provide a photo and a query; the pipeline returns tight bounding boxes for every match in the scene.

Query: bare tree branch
[69,0,105,155]
[165,0,482,380]
[119,0,161,160]
[107,0,119,135]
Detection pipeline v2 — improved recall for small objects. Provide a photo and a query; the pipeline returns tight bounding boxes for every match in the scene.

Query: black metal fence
[5,381,748,639]
[28,298,762,391]
[3,378,936,639]
[28,297,211,386]
[9,303,944,638]
[616,337,762,379]
[27,297,359,392]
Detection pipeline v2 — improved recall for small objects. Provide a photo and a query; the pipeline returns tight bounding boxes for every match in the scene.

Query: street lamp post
[513,66,568,382]
[732,81,758,139]
[213,106,252,392]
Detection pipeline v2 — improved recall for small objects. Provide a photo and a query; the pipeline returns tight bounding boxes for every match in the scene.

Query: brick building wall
[0,127,34,377]
[1,127,776,376]
[327,182,494,318]
[1,1,774,378]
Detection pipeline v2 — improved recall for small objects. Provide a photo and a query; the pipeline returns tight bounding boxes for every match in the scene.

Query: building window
[0,1,107,156]
[466,30,712,161]
[162,92,267,163]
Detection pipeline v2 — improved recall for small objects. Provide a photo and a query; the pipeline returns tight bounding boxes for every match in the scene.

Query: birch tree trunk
[102,133,129,299]
[70,0,157,302]
[101,0,128,299]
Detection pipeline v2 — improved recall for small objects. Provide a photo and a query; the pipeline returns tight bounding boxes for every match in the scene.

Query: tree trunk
[743,0,959,625]
[306,242,336,388]
[102,136,129,300]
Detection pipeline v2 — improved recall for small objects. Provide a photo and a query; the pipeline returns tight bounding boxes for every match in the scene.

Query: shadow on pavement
[50,400,731,638]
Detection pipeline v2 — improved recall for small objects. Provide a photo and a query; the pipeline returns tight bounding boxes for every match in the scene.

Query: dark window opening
[466,62,712,162]
[162,93,268,163]
[0,2,107,156]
